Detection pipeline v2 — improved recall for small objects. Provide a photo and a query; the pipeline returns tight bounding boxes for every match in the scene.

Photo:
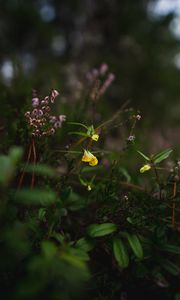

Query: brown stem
[129,119,137,136]
[151,160,162,199]
[172,181,177,228]
[119,181,146,192]
[30,138,36,189]
[17,142,32,189]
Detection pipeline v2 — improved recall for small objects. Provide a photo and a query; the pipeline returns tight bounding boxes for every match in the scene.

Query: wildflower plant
[0,65,179,300]
[25,89,66,137]
[19,88,66,188]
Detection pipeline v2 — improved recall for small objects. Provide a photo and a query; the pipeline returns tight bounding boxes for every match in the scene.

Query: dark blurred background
[0,0,180,149]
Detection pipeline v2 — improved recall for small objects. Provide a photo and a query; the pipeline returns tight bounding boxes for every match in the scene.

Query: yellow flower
[87,185,92,191]
[81,150,98,166]
[140,164,151,173]
[91,134,99,141]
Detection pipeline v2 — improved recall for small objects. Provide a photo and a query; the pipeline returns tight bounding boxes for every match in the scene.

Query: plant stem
[172,181,177,228]
[151,160,162,199]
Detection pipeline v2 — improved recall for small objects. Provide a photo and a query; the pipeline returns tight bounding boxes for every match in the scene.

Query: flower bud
[127,135,135,142]
[32,109,38,117]
[51,89,59,103]
[25,111,31,118]
[45,106,50,112]
[41,100,46,105]
[32,97,39,108]
[99,63,108,75]
[58,115,66,122]
[49,116,57,124]
[38,109,43,117]
[50,128,55,135]
[54,121,61,128]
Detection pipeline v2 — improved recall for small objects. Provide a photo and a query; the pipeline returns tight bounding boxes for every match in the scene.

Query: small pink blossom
[50,89,59,103]
[32,97,39,108]
[99,63,108,75]
[58,115,66,122]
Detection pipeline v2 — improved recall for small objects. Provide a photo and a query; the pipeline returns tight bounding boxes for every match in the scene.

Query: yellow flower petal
[81,150,93,162]
[81,150,98,167]
[89,157,98,166]
[140,164,151,173]
[91,134,99,141]
[87,185,92,191]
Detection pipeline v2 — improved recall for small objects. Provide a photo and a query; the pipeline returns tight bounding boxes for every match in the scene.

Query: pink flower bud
[50,128,55,135]
[49,116,57,124]
[25,111,31,118]
[32,97,39,108]
[41,100,46,105]
[38,109,43,117]
[58,115,66,122]
[32,109,38,117]
[54,121,62,128]
[51,89,59,103]
[107,73,115,83]
[99,63,108,75]
[44,96,49,104]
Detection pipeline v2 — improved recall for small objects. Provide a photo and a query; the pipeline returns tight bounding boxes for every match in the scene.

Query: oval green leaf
[125,233,143,259]
[153,149,173,164]
[113,238,129,268]
[87,223,117,238]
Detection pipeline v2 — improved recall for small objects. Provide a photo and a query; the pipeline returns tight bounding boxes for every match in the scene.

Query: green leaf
[119,167,131,182]
[61,186,72,201]
[76,238,95,252]
[125,233,143,259]
[87,223,117,238]
[69,248,90,261]
[0,155,14,186]
[51,232,65,244]
[14,188,57,206]
[26,164,56,177]
[68,131,89,137]
[153,148,173,164]
[126,217,133,224]
[9,146,23,165]
[79,175,87,187]
[160,244,180,254]
[0,147,23,186]
[67,122,88,130]
[113,238,129,268]
[159,259,180,276]
[42,241,57,259]
[38,208,46,221]
[60,251,88,271]
[87,125,94,136]
[137,150,150,161]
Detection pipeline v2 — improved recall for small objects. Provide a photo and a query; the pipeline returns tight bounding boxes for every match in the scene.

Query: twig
[172,181,177,228]
[17,142,33,189]
[30,138,37,189]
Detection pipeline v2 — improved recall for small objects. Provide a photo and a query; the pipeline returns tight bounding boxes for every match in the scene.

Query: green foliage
[87,223,117,238]
[153,149,173,164]
[0,146,23,186]
[14,188,58,206]
[1,0,180,299]
[124,232,143,259]
[113,238,129,268]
